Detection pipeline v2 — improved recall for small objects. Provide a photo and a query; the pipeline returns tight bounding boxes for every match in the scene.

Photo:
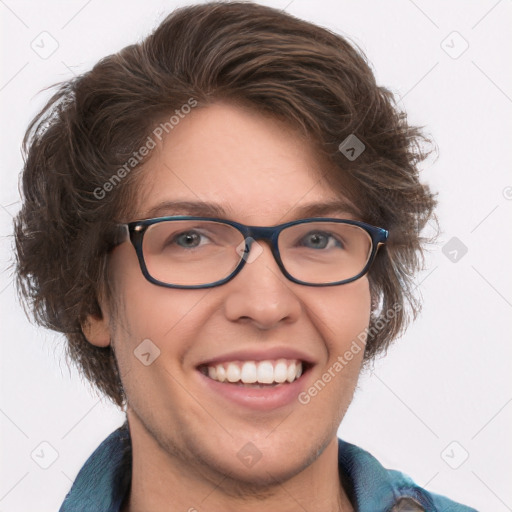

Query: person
[13,2,478,511]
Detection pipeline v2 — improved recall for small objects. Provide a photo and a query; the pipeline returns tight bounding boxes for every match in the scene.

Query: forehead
[133,102,361,223]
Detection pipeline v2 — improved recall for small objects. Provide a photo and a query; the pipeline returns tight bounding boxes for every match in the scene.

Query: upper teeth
[206,359,303,385]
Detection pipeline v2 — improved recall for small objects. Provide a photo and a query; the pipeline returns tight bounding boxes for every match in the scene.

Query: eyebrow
[137,199,362,222]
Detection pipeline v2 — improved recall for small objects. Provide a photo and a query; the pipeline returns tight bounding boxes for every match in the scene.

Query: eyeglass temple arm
[110,224,130,247]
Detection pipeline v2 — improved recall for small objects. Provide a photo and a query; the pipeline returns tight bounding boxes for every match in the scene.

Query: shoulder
[59,422,132,512]
[337,438,479,512]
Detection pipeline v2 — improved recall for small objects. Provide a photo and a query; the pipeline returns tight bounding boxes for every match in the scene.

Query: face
[93,102,371,488]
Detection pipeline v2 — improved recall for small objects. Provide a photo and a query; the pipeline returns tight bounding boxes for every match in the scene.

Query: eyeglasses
[115,216,388,288]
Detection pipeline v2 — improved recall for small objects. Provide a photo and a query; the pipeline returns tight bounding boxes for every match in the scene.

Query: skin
[85,102,371,512]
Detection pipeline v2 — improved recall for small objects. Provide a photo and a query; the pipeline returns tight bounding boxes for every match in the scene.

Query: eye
[299,231,343,250]
[172,231,209,248]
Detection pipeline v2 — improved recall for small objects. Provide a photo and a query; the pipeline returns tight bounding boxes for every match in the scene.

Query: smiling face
[88,102,371,499]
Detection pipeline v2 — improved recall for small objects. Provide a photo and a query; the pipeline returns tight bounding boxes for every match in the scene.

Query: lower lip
[197,369,310,411]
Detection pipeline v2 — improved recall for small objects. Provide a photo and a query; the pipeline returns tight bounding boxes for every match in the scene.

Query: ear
[82,313,111,347]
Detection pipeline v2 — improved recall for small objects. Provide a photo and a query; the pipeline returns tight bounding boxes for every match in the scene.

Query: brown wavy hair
[14,2,436,408]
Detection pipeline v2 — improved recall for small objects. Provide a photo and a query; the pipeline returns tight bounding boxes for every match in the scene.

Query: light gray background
[1,1,511,511]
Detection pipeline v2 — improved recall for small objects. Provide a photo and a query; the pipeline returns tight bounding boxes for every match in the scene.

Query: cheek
[296,279,371,422]
[109,243,196,332]
[308,278,371,361]
[107,245,204,363]
[107,248,225,411]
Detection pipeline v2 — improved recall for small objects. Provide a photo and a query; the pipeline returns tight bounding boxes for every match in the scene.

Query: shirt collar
[59,421,131,512]
[337,438,430,511]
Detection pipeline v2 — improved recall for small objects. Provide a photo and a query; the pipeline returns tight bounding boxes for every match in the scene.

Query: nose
[222,239,302,330]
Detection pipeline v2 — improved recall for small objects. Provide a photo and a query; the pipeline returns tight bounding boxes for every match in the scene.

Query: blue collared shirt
[59,422,478,512]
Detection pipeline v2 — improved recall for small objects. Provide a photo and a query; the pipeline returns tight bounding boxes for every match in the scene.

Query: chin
[203,430,332,489]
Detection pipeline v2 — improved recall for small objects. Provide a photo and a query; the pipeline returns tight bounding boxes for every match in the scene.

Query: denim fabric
[59,422,131,512]
[59,422,478,512]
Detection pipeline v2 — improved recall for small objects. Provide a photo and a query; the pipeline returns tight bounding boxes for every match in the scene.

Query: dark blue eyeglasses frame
[116,216,389,289]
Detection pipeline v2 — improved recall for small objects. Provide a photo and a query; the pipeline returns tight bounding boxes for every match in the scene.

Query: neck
[121,414,354,512]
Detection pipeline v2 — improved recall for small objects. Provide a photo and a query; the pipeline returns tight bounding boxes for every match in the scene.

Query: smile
[200,359,303,386]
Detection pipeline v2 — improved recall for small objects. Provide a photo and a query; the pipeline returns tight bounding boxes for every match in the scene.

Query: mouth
[197,359,312,388]
[195,348,316,410]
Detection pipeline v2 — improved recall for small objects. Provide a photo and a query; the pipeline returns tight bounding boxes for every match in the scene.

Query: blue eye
[165,230,213,250]
[300,231,343,250]
[175,231,203,248]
